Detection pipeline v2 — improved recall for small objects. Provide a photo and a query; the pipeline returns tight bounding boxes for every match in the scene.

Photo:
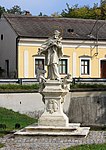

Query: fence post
[72,78,75,85]
[18,78,22,85]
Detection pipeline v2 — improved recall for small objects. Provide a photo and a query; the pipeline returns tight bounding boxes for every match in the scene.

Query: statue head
[54,30,61,38]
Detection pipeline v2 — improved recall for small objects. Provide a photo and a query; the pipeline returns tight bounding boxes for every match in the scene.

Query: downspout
[16,36,19,78]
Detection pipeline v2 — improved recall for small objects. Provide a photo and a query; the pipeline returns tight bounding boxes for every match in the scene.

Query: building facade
[0,14,106,78]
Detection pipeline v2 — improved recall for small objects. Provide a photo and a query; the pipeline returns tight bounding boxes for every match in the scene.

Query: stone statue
[35,66,46,83]
[62,74,72,90]
[38,30,63,80]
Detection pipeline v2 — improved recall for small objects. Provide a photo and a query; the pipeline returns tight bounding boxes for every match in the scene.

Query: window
[81,59,90,75]
[35,59,44,74]
[1,34,3,40]
[59,59,67,74]
[5,59,9,77]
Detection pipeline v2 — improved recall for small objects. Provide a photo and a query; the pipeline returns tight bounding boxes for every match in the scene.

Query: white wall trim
[18,42,106,49]
[72,52,76,78]
[24,50,28,78]
[18,43,41,47]
[18,38,106,48]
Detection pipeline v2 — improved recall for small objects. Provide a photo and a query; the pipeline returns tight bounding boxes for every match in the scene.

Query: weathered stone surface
[39,80,69,127]
[15,123,90,137]
[68,93,106,126]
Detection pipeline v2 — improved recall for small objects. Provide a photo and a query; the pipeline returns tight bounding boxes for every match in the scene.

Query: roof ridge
[2,13,106,22]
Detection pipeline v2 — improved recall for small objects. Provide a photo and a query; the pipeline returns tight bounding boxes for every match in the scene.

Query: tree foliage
[0,3,106,20]
[0,5,26,17]
[51,12,61,17]
[61,3,106,20]
[6,5,25,15]
[38,12,48,16]
[0,6,6,17]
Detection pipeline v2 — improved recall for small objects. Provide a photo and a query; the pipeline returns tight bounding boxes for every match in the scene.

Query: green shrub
[0,84,40,91]
[70,83,106,89]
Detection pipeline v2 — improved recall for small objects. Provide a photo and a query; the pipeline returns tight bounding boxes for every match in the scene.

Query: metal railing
[0,78,105,85]
[72,78,106,85]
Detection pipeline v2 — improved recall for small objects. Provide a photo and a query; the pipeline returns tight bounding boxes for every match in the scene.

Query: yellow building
[0,14,106,79]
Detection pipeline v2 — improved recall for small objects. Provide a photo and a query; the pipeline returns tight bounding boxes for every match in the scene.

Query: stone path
[0,131,106,150]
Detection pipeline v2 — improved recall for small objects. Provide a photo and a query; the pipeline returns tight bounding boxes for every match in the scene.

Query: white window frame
[59,57,69,77]
[34,56,45,78]
[80,57,91,77]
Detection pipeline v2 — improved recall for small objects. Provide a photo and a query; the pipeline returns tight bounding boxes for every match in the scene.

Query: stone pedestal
[38,80,69,127]
[15,79,90,137]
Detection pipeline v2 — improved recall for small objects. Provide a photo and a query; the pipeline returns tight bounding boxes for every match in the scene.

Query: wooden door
[101,60,106,78]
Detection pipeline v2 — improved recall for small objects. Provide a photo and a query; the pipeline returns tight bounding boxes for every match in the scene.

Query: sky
[0,0,101,16]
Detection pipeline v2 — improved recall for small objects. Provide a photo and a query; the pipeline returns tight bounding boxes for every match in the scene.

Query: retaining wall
[0,90,106,126]
[67,90,106,126]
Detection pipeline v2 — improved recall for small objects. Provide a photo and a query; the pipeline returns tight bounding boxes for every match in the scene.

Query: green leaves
[0,5,26,17]
[61,3,106,20]
[6,5,25,15]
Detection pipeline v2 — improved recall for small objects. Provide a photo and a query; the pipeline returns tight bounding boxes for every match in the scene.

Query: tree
[51,12,61,17]
[6,5,25,15]
[100,3,106,19]
[101,0,106,5]
[0,6,6,17]
[38,12,48,16]
[61,3,106,20]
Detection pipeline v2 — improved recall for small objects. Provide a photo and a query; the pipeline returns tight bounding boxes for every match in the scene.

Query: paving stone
[0,131,106,150]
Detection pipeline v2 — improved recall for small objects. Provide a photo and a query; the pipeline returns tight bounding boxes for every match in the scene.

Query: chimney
[25,11,32,16]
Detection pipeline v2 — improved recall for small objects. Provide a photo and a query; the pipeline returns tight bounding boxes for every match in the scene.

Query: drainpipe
[16,36,19,78]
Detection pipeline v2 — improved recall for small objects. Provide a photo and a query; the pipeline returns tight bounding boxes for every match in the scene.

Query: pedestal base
[15,123,90,137]
[39,80,69,127]
[38,112,69,127]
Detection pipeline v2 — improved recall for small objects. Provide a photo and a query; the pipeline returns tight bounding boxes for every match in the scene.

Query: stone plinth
[15,79,90,137]
[15,123,90,137]
[38,80,69,127]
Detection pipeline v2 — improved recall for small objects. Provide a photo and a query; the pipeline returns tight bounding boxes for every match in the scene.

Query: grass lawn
[65,143,106,150]
[0,107,37,148]
[0,107,37,133]
[0,143,4,148]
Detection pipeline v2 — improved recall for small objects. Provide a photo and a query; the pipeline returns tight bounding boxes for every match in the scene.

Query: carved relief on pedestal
[46,99,59,114]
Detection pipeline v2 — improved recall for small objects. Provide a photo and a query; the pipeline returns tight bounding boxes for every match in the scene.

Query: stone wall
[0,90,106,126]
[0,93,44,118]
[65,91,106,126]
